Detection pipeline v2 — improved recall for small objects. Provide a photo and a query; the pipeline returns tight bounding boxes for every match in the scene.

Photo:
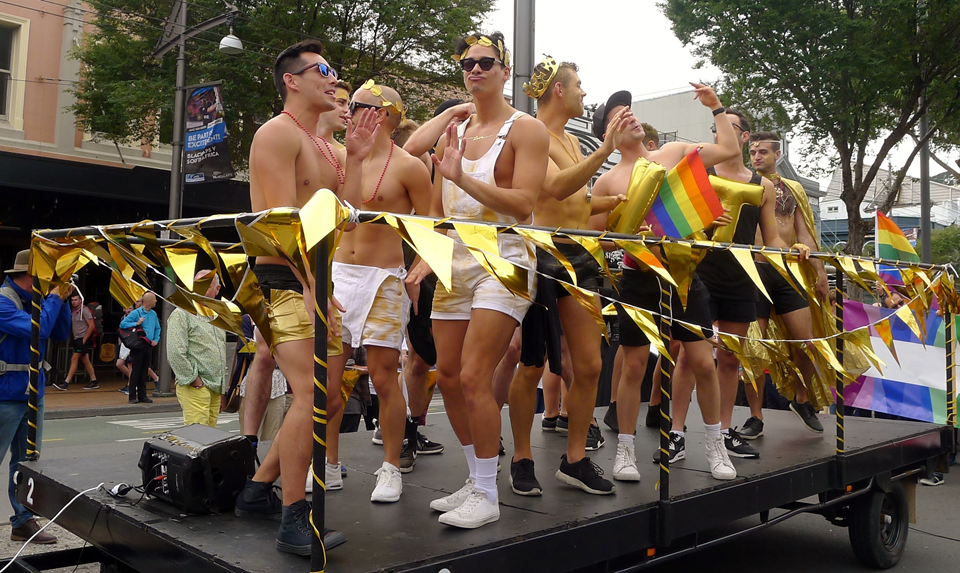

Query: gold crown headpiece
[451,35,510,67]
[360,79,406,122]
[522,54,559,99]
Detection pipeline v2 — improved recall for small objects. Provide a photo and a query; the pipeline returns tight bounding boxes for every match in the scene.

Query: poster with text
[184,84,234,183]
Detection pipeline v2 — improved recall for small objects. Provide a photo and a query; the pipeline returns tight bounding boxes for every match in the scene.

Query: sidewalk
[43,373,181,420]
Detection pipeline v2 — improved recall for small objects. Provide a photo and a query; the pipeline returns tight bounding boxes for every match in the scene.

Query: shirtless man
[508,56,628,497]
[742,130,828,438]
[232,40,376,556]
[591,86,739,482]
[671,110,802,462]
[325,81,432,503]
[406,31,549,529]
[317,80,352,144]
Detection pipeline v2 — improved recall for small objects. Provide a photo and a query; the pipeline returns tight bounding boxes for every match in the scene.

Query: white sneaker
[613,444,641,482]
[705,435,737,481]
[370,462,402,503]
[438,490,500,529]
[326,462,343,491]
[429,478,476,512]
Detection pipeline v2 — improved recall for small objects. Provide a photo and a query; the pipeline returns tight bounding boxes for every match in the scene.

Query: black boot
[276,499,346,555]
[234,477,282,520]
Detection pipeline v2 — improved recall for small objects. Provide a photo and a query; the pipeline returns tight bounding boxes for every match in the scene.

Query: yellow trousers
[176,384,221,427]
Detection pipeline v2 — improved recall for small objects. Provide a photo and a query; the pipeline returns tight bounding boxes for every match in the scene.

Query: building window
[827,206,839,213]
[0,25,12,119]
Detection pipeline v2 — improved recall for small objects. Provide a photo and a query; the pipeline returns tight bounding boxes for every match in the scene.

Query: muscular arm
[249,122,301,209]
[795,206,829,298]
[435,117,549,220]
[403,103,474,158]
[542,134,614,200]
[403,155,434,217]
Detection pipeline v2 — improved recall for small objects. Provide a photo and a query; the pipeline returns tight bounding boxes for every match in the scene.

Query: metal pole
[512,0,535,115]
[834,269,845,455]
[157,0,188,397]
[946,312,955,428]
[657,283,673,500]
[311,235,332,569]
[26,276,43,461]
[919,106,932,263]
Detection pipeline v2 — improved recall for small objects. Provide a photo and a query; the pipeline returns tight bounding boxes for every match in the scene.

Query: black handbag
[118,326,150,350]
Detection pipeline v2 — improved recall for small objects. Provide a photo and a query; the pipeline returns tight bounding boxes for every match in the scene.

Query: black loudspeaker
[138,424,255,514]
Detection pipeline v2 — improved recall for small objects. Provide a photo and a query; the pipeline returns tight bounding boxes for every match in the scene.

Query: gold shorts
[266,289,343,357]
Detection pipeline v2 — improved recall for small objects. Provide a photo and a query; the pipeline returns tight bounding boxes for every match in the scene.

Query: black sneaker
[556,454,615,495]
[789,399,824,434]
[399,438,417,473]
[542,415,559,432]
[276,499,346,555]
[416,432,444,455]
[118,386,129,394]
[651,431,686,464]
[585,424,605,451]
[556,415,569,433]
[83,381,99,390]
[740,416,764,440]
[724,428,760,459]
[645,405,660,428]
[235,478,282,520]
[603,402,619,433]
[53,382,68,391]
[499,437,505,456]
[510,458,542,496]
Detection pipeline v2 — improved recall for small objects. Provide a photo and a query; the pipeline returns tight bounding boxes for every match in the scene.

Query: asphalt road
[1,411,957,571]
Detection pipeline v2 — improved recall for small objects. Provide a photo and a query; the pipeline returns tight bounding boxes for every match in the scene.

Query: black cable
[70,504,103,573]
[909,526,960,543]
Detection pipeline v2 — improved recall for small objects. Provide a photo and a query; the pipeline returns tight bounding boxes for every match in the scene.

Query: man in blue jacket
[119,292,161,404]
[0,249,71,543]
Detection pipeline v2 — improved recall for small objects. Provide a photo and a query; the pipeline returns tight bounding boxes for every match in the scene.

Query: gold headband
[359,79,406,122]
[750,140,781,147]
[522,54,559,99]
[451,35,510,68]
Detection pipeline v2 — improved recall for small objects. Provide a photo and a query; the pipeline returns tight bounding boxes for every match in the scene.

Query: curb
[46,402,182,420]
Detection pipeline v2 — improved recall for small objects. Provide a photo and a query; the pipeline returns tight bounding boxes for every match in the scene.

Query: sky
[479,1,933,187]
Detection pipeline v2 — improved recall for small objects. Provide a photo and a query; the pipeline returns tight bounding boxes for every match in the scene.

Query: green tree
[70,0,492,169]
[663,0,960,255]
[930,225,960,265]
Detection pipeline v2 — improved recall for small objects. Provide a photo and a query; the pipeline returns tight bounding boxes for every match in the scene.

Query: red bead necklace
[363,141,394,204]
[280,110,345,185]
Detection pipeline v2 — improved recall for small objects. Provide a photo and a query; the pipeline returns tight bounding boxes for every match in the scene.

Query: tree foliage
[930,225,960,266]
[70,0,493,169]
[663,0,960,255]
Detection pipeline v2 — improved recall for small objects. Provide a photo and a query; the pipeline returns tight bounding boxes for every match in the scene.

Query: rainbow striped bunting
[644,150,724,238]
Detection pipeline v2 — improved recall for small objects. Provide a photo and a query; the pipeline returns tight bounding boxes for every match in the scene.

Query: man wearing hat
[0,249,72,543]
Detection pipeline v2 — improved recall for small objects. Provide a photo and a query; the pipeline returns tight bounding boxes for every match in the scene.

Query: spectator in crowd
[115,300,159,395]
[166,270,227,426]
[0,249,71,544]
[54,293,99,391]
[120,291,160,404]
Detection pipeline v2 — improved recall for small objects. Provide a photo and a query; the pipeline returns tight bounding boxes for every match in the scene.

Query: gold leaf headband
[522,54,559,99]
[359,79,406,122]
[451,35,510,68]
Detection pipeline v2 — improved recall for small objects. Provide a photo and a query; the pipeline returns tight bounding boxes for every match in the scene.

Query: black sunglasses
[459,57,503,72]
[291,61,338,79]
[349,101,382,115]
[711,123,745,133]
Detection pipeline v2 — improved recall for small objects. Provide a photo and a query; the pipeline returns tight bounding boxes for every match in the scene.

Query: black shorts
[538,243,604,299]
[407,277,437,366]
[255,264,304,295]
[756,263,808,319]
[707,297,758,324]
[72,337,91,355]
[519,252,563,375]
[616,267,714,346]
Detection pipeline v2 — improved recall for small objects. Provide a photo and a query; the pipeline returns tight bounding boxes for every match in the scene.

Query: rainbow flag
[644,150,724,238]
[876,212,920,286]
[843,301,954,425]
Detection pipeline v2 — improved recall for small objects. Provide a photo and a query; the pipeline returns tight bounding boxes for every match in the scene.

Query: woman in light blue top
[119,292,160,403]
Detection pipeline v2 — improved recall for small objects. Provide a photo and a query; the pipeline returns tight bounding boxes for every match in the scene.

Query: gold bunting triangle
[731,247,771,303]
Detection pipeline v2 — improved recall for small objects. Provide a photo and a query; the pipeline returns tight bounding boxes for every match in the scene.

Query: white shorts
[431,233,537,324]
[333,263,409,351]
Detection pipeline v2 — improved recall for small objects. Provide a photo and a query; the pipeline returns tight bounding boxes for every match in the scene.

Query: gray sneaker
[789,400,824,434]
[739,416,764,440]
[372,419,383,445]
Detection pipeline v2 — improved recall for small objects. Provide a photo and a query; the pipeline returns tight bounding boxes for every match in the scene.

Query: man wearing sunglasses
[505,56,630,499]
[405,31,549,529]
[591,84,740,483]
[316,80,352,148]
[325,81,433,505]
[739,130,829,439]
[235,39,378,557]
[667,109,794,463]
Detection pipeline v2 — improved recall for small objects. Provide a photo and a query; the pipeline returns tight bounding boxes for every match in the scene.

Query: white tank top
[442,111,534,263]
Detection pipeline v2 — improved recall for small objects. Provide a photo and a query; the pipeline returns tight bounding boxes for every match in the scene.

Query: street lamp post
[151,1,241,395]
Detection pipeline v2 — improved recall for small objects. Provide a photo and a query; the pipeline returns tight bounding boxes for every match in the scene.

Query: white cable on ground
[0,483,104,573]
